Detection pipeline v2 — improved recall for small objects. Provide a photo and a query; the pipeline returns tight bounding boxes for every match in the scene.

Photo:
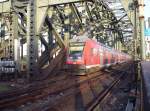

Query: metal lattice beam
[27,0,39,78]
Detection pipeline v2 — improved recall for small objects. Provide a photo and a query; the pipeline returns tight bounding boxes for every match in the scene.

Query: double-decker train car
[66,38,131,74]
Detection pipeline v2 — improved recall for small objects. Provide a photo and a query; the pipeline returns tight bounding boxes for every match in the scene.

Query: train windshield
[69,42,85,58]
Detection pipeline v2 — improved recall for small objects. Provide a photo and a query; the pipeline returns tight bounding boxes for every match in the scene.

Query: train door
[99,46,103,66]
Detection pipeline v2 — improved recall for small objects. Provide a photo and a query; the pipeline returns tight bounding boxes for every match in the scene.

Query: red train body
[66,38,131,73]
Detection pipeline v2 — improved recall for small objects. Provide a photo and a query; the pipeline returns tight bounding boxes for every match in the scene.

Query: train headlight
[69,56,73,59]
[77,57,82,60]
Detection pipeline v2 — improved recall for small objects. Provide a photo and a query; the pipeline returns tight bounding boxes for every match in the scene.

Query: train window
[69,50,82,57]
[69,50,83,60]
[91,48,97,56]
[93,48,97,55]
[99,48,103,55]
[69,43,84,59]
[104,59,108,64]
[91,48,93,56]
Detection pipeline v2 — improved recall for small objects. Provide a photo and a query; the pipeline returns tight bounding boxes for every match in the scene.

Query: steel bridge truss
[0,0,133,80]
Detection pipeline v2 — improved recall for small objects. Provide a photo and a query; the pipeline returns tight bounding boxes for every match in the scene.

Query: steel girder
[38,0,86,6]
[120,0,134,25]
[26,0,39,78]
[0,0,11,13]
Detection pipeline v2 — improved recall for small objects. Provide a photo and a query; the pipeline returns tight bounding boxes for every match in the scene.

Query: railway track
[86,70,126,111]
[0,71,104,109]
[0,63,131,111]
[28,69,128,111]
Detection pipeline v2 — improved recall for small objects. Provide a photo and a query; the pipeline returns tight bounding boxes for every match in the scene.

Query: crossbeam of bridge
[120,0,134,25]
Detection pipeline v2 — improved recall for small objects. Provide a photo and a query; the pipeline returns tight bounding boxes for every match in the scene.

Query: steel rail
[86,72,125,111]
[0,71,104,109]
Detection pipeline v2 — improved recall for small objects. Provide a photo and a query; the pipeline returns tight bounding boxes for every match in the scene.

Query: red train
[66,38,131,73]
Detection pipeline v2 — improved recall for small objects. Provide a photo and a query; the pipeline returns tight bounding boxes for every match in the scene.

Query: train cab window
[69,51,82,57]
[69,42,85,59]
[69,50,83,60]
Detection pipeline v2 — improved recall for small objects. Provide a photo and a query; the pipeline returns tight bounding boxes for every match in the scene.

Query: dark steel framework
[0,0,133,80]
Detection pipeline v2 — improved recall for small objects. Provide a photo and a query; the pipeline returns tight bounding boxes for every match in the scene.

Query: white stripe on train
[85,61,125,69]
[85,64,111,69]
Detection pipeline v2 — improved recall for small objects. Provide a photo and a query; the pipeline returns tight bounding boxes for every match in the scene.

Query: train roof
[70,36,130,56]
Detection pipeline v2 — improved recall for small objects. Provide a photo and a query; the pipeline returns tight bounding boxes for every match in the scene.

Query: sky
[145,0,150,20]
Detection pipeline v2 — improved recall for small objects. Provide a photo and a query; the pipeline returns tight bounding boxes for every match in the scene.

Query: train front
[66,42,86,72]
